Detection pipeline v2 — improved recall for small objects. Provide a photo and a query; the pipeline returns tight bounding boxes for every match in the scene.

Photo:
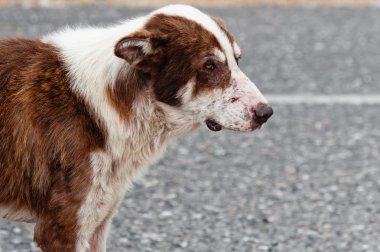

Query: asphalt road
[0,6,379,252]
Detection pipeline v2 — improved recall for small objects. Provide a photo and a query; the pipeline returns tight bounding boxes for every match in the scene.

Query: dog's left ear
[212,16,226,30]
[114,31,168,66]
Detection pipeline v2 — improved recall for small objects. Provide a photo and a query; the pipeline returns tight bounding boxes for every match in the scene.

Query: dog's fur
[0,5,272,252]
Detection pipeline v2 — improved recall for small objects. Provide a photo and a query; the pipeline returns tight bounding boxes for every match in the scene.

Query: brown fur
[0,39,106,251]
[146,14,230,104]
[194,57,231,96]
[106,66,149,121]
[108,14,231,116]
[146,14,224,106]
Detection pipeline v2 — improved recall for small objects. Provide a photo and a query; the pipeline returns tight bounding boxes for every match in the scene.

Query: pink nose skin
[254,103,274,124]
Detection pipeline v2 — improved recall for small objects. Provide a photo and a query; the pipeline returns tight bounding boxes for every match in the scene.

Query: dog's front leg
[88,215,112,252]
[34,199,117,252]
[88,197,121,252]
[33,153,115,252]
[34,214,82,252]
[88,219,110,252]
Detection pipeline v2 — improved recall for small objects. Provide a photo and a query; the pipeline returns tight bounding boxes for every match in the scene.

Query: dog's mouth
[205,118,264,132]
[205,119,223,132]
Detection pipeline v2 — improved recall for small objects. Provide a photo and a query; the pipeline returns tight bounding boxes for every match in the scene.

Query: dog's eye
[204,60,216,71]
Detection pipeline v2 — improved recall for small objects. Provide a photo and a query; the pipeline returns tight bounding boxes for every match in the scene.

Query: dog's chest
[77,123,169,228]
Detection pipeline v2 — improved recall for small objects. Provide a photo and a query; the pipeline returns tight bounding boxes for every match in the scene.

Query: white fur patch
[233,41,241,58]
[89,217,111,252]
[44,16,151,156]
[177,78,195,103]
[76,152,113,252]
[214,48,226,62]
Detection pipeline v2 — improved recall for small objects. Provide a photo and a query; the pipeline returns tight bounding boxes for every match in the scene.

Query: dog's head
[114,5,273,132]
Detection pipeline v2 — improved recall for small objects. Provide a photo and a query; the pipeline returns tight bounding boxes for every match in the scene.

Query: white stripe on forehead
[151,5,235,65]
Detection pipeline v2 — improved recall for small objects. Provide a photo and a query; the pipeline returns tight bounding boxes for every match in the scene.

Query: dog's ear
[212,16,227,30]
[114,31,168,66]
[115,37,152,65]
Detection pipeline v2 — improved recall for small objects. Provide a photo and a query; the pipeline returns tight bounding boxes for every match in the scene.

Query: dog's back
[0,39,105,223]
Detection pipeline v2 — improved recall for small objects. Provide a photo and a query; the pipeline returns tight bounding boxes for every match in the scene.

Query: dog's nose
[254,103,273,124]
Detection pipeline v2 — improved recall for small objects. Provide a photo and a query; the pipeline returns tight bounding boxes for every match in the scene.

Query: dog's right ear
[114,37,153,66]
[114,31,168,66]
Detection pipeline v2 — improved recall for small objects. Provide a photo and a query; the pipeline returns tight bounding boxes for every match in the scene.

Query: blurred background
[1,1,380,252]
[1,0,379,8]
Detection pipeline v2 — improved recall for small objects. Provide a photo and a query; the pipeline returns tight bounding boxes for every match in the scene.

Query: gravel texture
[0,6,379,252]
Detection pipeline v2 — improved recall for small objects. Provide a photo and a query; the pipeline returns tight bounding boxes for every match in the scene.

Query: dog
[0,5,273,252]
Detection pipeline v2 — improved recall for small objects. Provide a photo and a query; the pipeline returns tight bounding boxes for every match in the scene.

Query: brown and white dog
[0,5,273,252]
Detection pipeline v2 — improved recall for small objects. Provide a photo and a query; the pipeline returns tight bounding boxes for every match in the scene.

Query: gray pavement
[0,6,380,252]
